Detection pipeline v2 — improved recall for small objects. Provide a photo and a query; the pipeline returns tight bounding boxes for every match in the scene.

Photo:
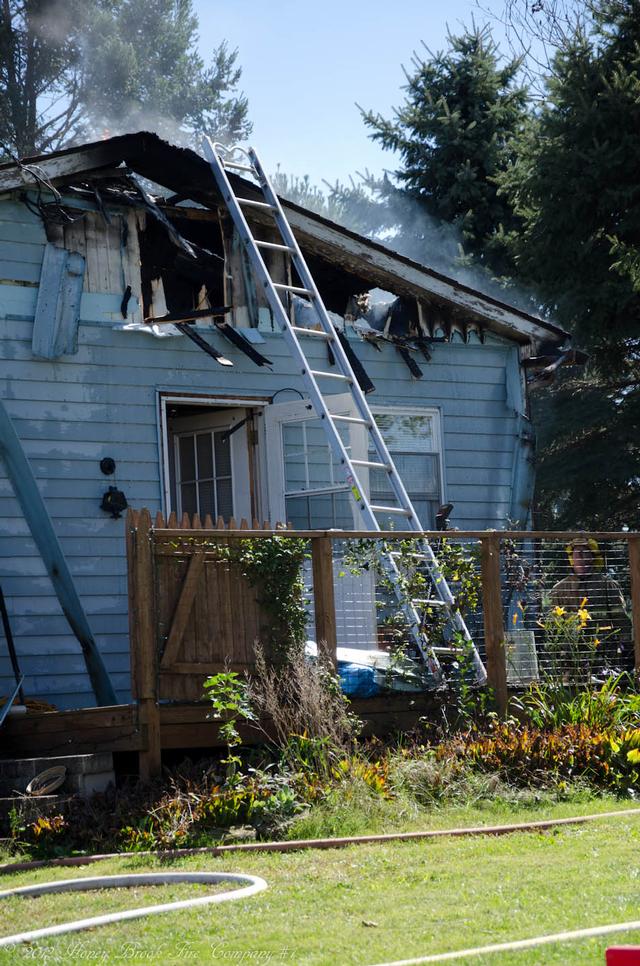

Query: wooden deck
[1,693,442,762]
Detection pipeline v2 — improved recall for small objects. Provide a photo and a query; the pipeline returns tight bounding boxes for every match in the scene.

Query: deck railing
[126,509,640,777]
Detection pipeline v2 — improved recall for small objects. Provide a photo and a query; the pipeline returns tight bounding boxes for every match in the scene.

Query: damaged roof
[0,131,569,347]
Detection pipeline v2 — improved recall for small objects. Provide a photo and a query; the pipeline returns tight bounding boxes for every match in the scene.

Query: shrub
[439,721,640,794]
[518,674,640,731]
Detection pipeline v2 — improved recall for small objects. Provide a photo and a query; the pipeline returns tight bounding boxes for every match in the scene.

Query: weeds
[247,644,361,776]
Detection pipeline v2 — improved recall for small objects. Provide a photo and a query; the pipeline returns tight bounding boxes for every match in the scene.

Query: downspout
[0,400,117,706]
[505,347,535,528]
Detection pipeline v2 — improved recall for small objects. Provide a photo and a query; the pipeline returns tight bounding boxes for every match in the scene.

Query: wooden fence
[126,509,640,778]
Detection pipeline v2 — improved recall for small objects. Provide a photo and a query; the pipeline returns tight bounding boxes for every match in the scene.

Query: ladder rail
[202,138,486,683]
[249,144,483,673]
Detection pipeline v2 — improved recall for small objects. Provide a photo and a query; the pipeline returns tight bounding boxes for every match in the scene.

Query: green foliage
[518,673,640,731]
[359,24,529,278]
[227,536,309,661]
[0,0,87,156]
[533,599,619,682]
[442,720,640,794]
[183,535,308,661]
[497,0,640,528]
[81,0,250,147]
[9,759,307,857]
[0,0,250,158]
[203,670,255,778]
[341,536,482,689]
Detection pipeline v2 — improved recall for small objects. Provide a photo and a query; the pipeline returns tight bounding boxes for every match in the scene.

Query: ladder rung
[332,415,371,426]
[351,459,390,470]
[431,646,461,654]
[224,161,256,174]
[309,370,352,382]
[413,599,447,607]
[370,505,413,516]
[273,283,315,297]
[291,326,333,340]
[237,197,274,209]
[255,240,294,252]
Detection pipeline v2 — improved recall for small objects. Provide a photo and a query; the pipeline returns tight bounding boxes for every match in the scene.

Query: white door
[264,394,377,650]
[170,408,252,523]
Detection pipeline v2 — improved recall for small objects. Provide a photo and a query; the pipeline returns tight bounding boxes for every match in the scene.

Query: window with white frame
[282,416,355,529]
[279,407,442,530]
[369,410,442,529]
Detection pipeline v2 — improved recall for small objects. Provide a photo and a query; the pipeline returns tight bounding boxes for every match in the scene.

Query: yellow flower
[553,605,566,616]
[577,606,591,625]
[594,638,601,648]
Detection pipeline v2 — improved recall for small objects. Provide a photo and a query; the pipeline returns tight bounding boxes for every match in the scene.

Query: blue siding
[0,198,527,709]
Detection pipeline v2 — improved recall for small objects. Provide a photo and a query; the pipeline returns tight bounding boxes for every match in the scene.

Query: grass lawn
[1,799,639,965]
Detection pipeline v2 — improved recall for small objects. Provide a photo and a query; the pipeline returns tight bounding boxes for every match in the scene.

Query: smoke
[320,175,542,314]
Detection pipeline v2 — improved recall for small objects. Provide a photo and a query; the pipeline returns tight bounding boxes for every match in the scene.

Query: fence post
[127,508,162,779]
[628,535,640,679]
[480,533,508,716]
[311,536,337,667]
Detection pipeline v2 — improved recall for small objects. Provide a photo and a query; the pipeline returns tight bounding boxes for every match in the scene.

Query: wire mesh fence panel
[305,535,487,692]
[502,536,633,685]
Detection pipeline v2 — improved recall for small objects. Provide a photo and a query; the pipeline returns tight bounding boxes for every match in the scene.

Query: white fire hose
[0,871,267,947]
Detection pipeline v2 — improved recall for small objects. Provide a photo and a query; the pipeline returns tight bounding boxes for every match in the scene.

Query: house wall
[0,197,526,709]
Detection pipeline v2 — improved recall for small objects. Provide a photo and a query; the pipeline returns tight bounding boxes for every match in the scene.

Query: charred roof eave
[0,131,568,347]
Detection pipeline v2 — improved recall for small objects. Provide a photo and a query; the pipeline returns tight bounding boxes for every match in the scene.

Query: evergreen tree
[499,0,640,528]
[81,0,250,146]
[0,0,86,156]
[0,0,250,159]
[360,25,529,279]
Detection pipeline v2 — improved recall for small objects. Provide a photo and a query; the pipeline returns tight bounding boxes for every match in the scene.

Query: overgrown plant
[204,670,256,779]
[536,600,619,684]
[247,644,361,777]
[519,673,640,732]
[440,720,640,795]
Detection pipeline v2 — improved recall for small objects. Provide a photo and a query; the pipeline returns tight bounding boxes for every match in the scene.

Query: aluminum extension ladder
[202,137,486,685]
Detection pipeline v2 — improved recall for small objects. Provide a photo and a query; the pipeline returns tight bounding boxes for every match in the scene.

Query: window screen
[176,430,233,520]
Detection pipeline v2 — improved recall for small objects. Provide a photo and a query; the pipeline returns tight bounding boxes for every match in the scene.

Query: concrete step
[0,752,114,798]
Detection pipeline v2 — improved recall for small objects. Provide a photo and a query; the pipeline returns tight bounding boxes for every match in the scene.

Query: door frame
[157,391,270,520]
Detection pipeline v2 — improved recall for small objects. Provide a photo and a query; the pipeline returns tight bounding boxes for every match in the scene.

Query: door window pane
[216,477,233,520]
[196,433,213,479]
[180,482,197,515]
[281,417,351,494]
[198,479,216,517]
[214,431,232,477]
[175,427,234,521]
[179,436,196,482]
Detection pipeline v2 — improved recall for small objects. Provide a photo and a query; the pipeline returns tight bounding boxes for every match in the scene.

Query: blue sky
[194,0,506,187]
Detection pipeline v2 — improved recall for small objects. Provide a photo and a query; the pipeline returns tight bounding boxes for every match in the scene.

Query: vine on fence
[169,534,309,662]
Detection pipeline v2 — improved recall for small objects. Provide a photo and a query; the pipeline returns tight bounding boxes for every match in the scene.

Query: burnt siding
[0,203,521,709]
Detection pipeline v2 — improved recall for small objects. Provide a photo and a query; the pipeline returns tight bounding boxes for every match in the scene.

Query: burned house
[0,132,572,710]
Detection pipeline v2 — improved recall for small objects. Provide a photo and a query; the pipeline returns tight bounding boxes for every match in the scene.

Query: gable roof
[0,131,568,346]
